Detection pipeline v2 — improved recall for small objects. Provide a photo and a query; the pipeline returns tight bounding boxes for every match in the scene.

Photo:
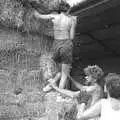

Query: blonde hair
[84,65,104,80]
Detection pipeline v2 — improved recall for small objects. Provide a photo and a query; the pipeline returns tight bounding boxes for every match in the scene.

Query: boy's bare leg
[59,64,71,89]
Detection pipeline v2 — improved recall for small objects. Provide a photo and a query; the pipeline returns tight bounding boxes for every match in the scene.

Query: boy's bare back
[52,13,75,39]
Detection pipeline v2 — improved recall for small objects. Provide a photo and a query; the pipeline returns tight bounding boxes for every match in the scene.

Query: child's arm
[77,100,101,120]
[70,76,97,94]
[34,10,55,19]
[52,84,80,98]
[82,85,97,94]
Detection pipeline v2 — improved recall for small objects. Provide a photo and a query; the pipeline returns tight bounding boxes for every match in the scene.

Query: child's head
[49,0,70,13]
[84,65,104,84]
[105,73,120,99]
[59,0,70,12]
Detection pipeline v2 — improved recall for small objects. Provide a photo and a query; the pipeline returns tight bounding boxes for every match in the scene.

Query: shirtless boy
[50,65,104,119]
[34,1,77,89]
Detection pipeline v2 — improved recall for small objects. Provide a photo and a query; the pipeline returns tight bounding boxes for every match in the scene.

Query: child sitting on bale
[49,65,104,119]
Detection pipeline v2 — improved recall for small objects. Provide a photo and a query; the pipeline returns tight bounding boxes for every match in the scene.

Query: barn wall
[72,57,120,82]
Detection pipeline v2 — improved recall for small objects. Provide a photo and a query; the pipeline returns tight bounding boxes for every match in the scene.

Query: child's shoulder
[89,84,99,90]
[94,84,101,90]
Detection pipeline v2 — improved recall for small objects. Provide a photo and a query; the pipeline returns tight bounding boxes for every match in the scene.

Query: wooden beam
[76,5,120,33]
[69,0,102,13]
[72,0,120,17]
[73,52,120,60]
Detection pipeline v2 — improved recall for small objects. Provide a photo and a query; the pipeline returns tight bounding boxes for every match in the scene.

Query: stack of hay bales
[0,0,59,70]
[0,0,71,120]
[0,0,24,28]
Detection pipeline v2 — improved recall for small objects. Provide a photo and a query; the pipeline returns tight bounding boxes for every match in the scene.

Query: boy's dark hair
[49,0,70,13]
[59,0,70,12]
[105,73,120,99]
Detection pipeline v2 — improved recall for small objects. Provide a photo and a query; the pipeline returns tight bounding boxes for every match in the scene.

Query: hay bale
[45,92,77,120]
[16,70,45,92]
[38,0,60,12]
[24,101,46,118]
[0,0,24,28]
[23,8,53,37]
[0,70,11,93]
[0,28,24,50]
[21,0,60,13]
[0,0,54,36]
[39,53,57,75]
[0,104,27,120]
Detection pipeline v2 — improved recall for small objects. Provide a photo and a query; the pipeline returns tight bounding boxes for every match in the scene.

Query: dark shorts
[51,39,73,64]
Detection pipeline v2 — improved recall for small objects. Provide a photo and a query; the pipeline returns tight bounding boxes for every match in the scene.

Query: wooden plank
[76,5,120,33]
[74,51,119,60]
[72,0,120,17]
[70,0,102,13]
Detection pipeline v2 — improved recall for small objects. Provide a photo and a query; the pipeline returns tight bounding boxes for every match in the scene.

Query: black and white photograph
[0,0,120,120]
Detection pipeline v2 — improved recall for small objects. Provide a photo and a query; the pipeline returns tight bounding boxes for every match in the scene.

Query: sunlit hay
[12,47,40,70]
[16,69,44,92]
[0,69,46,119]
[0,70,11,93]
[23,9,41,34]
[0,0,54,36]
[0,93,46,119]
[19,0,54,36]
[40,53,58,80]
[0,105,28,120]
[0,0,24,28]
[37,0,59,13]
[24,101,46,118]
[21,0,67,14]
[15,69,42,92]
[23,8,53,37]
[58,105,77,120]
[40,36,53,54]
[0,28,24,51]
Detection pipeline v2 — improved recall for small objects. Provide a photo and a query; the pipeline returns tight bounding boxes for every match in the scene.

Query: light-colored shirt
[100,99,120,120]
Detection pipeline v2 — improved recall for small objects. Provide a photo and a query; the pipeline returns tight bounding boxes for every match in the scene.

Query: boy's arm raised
[34,10,55,19]
[51,84,80,98]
